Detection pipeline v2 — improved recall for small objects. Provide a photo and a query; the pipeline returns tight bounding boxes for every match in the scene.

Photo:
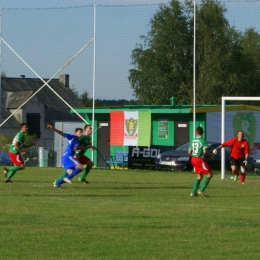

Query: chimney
[20,75,25,79]
[170,96,176,106]
[59,74,69,88]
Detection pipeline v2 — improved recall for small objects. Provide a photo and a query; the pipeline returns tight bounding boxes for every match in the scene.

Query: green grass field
[1,168,260,260]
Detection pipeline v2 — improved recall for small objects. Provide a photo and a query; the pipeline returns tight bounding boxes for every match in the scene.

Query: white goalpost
[221,96,260,180]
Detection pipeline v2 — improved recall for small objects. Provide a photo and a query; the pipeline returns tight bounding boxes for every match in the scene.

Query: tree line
[76,90,138,107]
[128,0,260,105]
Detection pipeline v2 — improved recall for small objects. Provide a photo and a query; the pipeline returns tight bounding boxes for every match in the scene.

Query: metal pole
[193,0,196,137]
[221,97,226,180]
[0,7,3,124]
[91,3,96,161]
[0,37,93,127]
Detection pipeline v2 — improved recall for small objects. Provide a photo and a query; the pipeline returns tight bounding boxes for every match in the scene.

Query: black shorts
[230,157,245,167]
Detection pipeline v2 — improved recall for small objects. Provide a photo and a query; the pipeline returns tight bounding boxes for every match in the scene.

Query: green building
[73,99,260,167]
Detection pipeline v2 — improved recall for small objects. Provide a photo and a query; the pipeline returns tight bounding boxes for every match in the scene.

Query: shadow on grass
[0,194,132,197]
[88,186,191,190]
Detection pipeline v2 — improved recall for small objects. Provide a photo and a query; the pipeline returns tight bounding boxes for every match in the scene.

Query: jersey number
[192,143,199,154]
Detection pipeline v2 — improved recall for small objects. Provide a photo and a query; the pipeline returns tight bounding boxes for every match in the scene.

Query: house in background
[0,74,85,149]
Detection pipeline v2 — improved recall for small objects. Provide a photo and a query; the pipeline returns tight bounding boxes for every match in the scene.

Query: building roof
[0,76,85,127]
[0,101,20,128]
[72,104,260,115]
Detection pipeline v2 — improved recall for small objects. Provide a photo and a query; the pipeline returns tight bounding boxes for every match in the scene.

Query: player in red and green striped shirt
[4,123,35,183]
[55,124,94,184]
[188,126,215,197]
[75,125,94,183]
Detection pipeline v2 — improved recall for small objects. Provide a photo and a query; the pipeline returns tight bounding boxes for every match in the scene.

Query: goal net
[206,97,260,179]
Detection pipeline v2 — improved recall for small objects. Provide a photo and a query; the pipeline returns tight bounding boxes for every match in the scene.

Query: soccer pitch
[0,168,260,260]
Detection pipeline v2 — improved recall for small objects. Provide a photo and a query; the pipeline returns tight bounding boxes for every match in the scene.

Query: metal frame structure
[0,37,94,127]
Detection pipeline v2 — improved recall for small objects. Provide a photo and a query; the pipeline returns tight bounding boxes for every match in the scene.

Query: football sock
[240,173,246,183]
[80,165,92,180]
[55,171,67,182]
[7,166,22,172]
[65,168,82,180]
[6,166,23,180]
[192,179,201,194]
[55,168,82,186]
[200,177,211,192]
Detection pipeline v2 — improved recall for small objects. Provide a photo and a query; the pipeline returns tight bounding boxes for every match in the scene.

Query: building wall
[22,96,53,147]
[21,96,67,149]
[90,111,207,160]
[152,115,174,146]
[188,114,206,141]
[0,127,20,139]
[9,108,23,123]
[152,113,206,146]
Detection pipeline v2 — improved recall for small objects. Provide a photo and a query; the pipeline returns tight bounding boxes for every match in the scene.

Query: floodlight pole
[0,7,2,124]
[91,3,96,161]
[193,0,196,137]
[221,97,226,180]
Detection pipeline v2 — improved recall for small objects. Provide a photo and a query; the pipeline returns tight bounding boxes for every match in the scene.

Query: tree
[240,28,260,99]
[129,0,192,104]
[1,71,7,77]
[194,0,243,103]
[80,91,92,107]
[129,0,260,105]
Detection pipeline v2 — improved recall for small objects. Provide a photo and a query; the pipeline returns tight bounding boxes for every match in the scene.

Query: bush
[0,133,12,152]
[0,133,37,159]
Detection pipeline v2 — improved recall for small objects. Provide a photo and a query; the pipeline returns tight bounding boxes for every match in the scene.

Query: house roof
[0,101,20,128]
[0,76,85,127]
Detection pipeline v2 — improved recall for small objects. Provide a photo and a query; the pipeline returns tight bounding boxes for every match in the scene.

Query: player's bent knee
[88,161,94,167]
[241,167,246,173]
[76,164,84,170]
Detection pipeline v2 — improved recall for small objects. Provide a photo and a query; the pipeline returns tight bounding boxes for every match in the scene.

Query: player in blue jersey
[47,124,85,188]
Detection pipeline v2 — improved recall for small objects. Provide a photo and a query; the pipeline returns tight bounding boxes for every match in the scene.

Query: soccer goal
[221,96,260,179]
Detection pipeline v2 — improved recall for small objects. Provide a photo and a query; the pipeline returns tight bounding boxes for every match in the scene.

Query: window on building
[158,119,169,139]
[26,113,41,138]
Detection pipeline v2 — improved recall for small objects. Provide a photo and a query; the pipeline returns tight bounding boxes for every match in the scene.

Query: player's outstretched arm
[76,146,88,152]
[46,124,64,136]
[23,142,35,149]
[204,149,215,159]
[213,144,223,154]
[86,144,94,150]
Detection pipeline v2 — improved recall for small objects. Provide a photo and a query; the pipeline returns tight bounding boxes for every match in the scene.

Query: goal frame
[221,96,260,179]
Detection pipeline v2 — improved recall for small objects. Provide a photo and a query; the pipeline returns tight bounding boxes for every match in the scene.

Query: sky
[0,0,171,101]
[0,0,259,101]
[0,0,170,8]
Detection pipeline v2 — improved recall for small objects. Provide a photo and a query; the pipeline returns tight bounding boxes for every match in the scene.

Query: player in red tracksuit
[213,131,250,184]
